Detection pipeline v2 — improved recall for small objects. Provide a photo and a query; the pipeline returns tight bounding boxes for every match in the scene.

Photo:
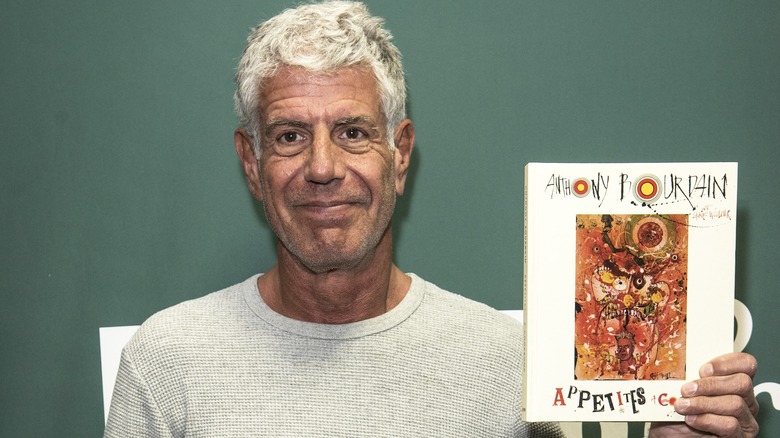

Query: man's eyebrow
[262,116,381,137]
[263,119,310,136]
[334,116,382,136]
[333,116,376,126]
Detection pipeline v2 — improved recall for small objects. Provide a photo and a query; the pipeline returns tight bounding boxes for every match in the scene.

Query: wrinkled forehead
[261,64,378,97]
[258,66,384,122]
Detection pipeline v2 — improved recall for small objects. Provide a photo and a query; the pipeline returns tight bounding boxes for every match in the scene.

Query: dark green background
[1,1,777,436]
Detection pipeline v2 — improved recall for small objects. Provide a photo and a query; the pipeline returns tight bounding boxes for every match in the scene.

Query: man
[104,2,759,437]
[614,330,639,379]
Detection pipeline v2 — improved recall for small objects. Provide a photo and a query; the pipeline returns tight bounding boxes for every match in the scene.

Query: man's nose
[304,133,346,184]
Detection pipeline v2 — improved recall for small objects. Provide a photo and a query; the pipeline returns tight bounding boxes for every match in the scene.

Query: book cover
[522,162,737,422]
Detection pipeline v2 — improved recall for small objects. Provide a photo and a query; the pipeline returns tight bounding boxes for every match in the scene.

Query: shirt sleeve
[103,347,175,438]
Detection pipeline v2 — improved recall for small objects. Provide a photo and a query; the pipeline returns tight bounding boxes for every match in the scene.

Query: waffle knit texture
[104,274,564,437]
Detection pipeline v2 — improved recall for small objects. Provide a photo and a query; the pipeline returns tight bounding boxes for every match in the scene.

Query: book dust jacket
[523,162,737,422]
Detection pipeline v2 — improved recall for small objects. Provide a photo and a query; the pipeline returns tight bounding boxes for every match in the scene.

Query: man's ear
[234,128,264,201]
[392,119,415,196]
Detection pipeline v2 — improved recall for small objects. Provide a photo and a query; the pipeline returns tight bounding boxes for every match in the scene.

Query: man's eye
[279,132,304,143]
[342,128,366,140]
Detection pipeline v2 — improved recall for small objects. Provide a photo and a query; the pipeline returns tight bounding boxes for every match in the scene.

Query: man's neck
[257,231,410,324]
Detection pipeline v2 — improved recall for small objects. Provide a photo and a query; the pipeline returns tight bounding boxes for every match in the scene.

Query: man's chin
[297,254,366,274]
[286,243,373,274]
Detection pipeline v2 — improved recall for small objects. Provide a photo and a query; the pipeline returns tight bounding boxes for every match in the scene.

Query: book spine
[522,164,530,419]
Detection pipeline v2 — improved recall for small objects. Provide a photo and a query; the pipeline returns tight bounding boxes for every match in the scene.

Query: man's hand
[648,352,759,437]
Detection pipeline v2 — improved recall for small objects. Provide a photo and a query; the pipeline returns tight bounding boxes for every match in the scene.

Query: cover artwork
[575,213,688,382]
[523,162,737,422]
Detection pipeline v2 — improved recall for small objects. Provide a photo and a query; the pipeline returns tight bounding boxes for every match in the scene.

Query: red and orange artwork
[574,214,688,381]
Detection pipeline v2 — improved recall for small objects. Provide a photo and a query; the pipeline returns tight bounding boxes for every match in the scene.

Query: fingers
[683,374,754,399]
[676,393,747,416]
[683,373,760,418]
[685,414,758,438]
[702,352,758,379]
[675,394,758,436]
[687,353,760,418]
[674,353,758,437]
[671,352,761,437]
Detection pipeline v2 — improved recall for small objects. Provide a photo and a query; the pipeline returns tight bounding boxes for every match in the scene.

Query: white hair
[234,1,406,156]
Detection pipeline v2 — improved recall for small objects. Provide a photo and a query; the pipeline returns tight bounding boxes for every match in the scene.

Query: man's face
[236,66,412,273]
[616,337,634,361]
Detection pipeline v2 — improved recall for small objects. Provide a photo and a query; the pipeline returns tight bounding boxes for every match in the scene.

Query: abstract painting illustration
[574,214,688,381]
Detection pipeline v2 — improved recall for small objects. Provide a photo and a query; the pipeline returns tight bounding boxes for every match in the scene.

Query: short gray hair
[234,1,406,156]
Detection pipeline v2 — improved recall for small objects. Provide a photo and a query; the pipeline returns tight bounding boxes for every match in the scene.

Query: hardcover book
[522,162,738,422]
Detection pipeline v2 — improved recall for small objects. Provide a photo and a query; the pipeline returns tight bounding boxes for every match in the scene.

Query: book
[522,162,738,422]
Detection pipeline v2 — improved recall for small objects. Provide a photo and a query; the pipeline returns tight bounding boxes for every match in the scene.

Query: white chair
[99,325,140,422]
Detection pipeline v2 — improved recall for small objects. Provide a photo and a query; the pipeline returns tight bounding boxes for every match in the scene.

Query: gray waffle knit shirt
[104,274,564,437]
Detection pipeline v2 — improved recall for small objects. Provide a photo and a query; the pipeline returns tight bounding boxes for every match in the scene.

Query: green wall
[2,1,778,436]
